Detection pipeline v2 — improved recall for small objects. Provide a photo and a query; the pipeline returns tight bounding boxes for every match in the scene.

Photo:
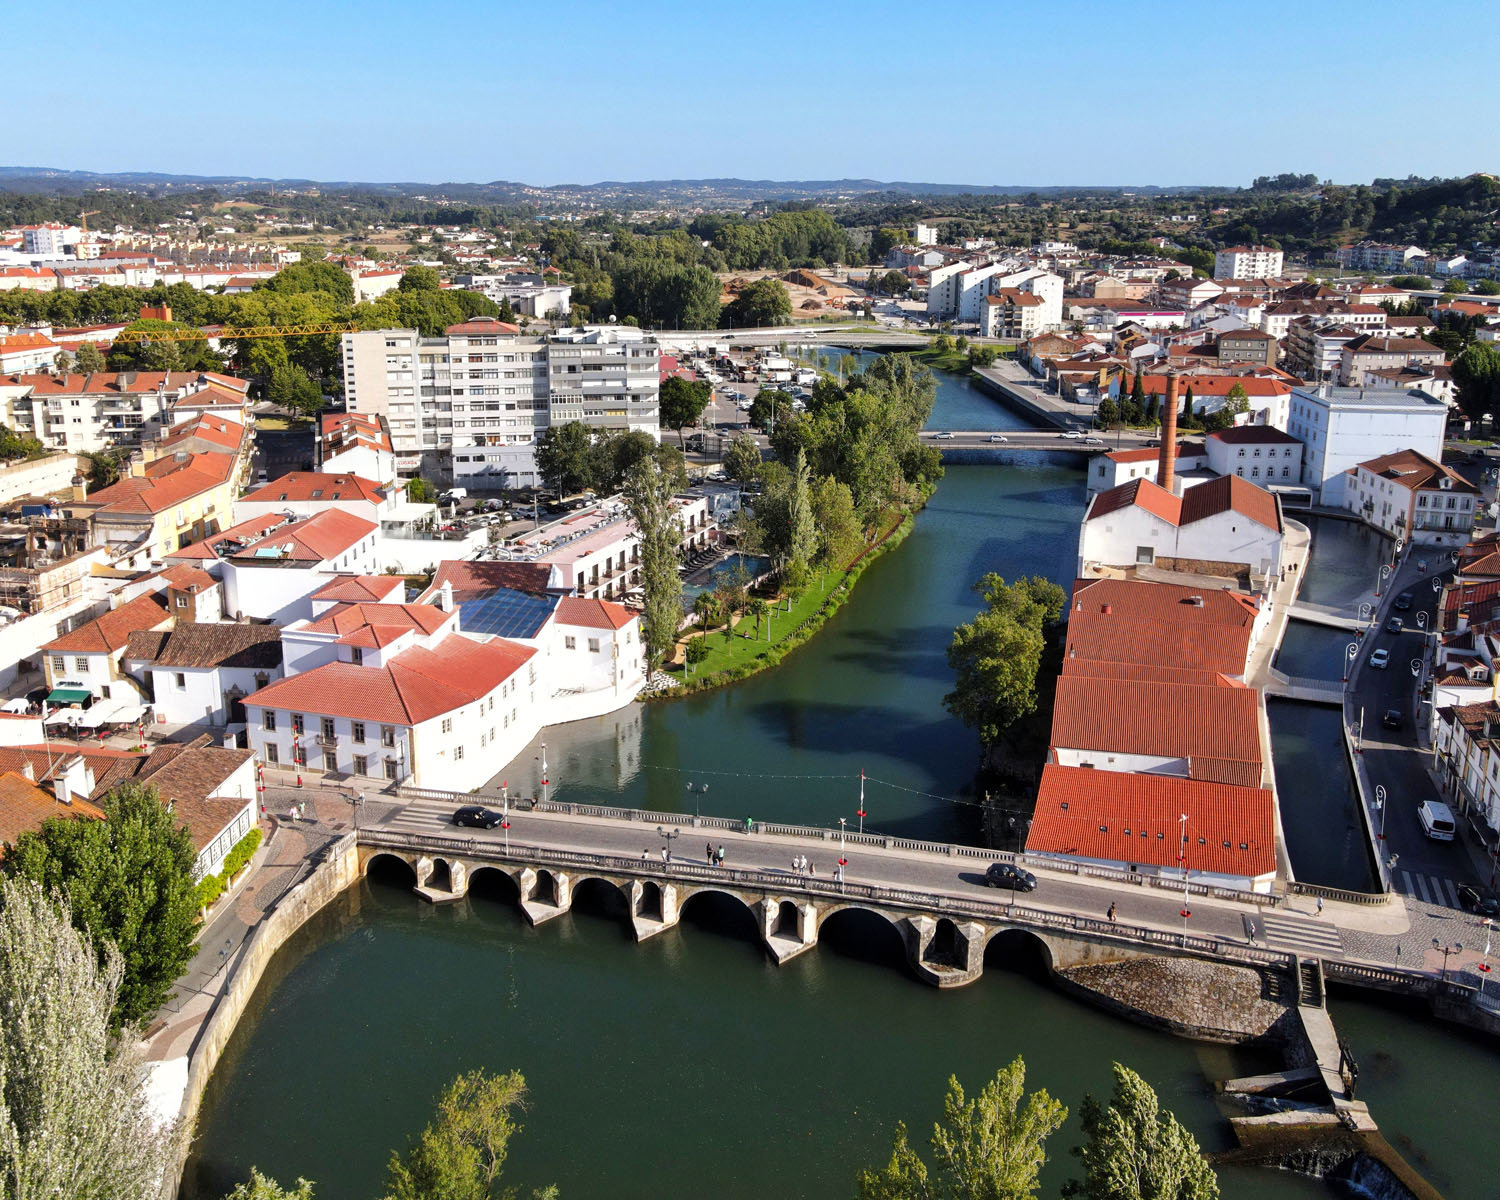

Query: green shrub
[221,828,262,879]
[195,874,224,909]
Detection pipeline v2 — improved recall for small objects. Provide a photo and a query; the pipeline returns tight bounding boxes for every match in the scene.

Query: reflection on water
[1275,621,1356,682]
[801,345,1036,432]
[1267,700,1377,892]
[1298,516,1388,609]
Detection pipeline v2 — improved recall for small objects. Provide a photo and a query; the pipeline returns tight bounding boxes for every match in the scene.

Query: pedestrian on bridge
[716,844,726,866]
[706,841,714,864]
[1107,903,1117,923]
[661,846,669,863]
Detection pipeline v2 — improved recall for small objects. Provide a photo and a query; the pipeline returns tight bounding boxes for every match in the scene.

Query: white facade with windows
[1214,246,1284,280]
[1344,451,1477,547]
[1205,430,1304,487]
[1285,385,1449,506]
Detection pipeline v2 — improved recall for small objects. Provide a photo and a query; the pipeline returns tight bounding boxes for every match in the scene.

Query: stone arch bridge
[358,828,1293,989]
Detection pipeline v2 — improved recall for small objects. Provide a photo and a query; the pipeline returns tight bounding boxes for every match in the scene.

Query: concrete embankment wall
[169,833,359,1183]
[970,370,1070,429]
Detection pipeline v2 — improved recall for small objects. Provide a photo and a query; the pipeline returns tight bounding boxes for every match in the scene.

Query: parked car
[1393,591,1413,611]
[1418,799,1457,841]
[1458,885,1500,917]
[1385,616,1404,634]
[984,862,1037,892]
[987,434,1009,443]
[1368,648,1390,669]
[1382,708,1404,729]
[452,805,505,829]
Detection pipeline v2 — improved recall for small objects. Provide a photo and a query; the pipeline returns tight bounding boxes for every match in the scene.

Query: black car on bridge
[985,863,1037,892]
[452,805,506,829]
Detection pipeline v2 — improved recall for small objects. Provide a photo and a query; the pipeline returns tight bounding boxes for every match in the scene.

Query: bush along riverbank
[654,492,928,697]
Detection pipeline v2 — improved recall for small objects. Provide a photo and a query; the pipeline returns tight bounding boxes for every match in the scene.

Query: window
[51,655,64,674]
[174,672,186,689]
[384,759,399,780]
[322,750,337,772]
[265,743,279,764]
[263,711,277,731]
[353,754,368,776]
[382,725,396,747]
[350,646,363,665]
[74,656,89,673]
[175,595,187,609]
[321,717,336,739]
[292,713,305,734]
[564,635,576,649]
[588,638,600,653]
[441,717,453,734]
[352,721,366,743]
[455,745,465,760]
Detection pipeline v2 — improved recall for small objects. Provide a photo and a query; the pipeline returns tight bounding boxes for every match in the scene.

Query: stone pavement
[141,783,350,1064]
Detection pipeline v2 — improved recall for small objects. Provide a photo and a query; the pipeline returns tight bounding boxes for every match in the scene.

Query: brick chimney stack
[1158,372,1181,495]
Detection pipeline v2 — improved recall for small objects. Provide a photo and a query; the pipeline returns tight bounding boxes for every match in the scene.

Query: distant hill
[0,165,1211,203]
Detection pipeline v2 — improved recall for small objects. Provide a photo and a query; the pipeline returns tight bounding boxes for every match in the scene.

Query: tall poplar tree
[623,456,684,673]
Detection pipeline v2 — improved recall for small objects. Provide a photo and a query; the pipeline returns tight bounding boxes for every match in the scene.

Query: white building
[1205,427,1304,487]
[914,223,939,247]
[1214,246,1284,280]
[1077,474,1284,583]
[1285,385,1449,506]
[123,623,284,728]
[1343,449,1477,547]
[1336,242,1426,272]
[318,413,397,484]
[340,320,660,477]
[924,261,974,317]
[233,471,396,526]
[20,224,78,257]
[208,510,381,624]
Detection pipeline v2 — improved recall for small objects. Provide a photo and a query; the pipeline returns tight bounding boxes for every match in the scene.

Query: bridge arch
[363,851,417,886]
[426,857,453,892]
[568,875,632,932]
[466,865,523,906]
[981,925,1058,976]
[815,903,909,974]
[677,886,762,946]
[923,917,962,968]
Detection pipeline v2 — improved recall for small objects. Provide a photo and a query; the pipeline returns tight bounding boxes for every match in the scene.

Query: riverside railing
[358,826,1297,972]
[390,785,1284,907]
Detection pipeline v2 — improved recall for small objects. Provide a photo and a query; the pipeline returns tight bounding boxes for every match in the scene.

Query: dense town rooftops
[311,575,405,604]
[1028,764,1275,878]
[0,771,105,852]
[124,622,282,671]
[226,510,377,564]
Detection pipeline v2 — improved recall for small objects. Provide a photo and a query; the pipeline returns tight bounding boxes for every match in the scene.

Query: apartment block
[1213,246,1284,280]
[341,319,659,478]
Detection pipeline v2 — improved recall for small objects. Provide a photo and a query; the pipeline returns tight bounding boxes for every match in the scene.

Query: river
[183,382,1498,1199]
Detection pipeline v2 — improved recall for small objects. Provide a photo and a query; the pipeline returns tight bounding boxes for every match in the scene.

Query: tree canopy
[1063,1064,1219,1200]
[623,455,684,672]
[4,781,202,1026]
[658,376,712,445]
[856,1058,1068,1200]
[721,278,792,329]
[945,575,1066,747]
[0,876,180,1199]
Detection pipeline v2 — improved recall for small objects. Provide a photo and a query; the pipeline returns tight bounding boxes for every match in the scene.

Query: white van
[1418,799,1457,841]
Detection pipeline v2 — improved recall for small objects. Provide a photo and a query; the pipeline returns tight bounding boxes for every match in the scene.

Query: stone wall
[168,833,359,1187]
[1055,956,1292,1044]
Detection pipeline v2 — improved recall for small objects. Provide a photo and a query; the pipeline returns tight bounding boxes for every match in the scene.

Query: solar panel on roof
[458,589,556,639]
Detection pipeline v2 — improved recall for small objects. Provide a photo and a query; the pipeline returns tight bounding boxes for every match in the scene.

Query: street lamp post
[1433,938,1462,981]
[539,741,550,805]
[1179,813,1191,940]
[857,769,866,834]
[1375,784,1387,842]
[1344,642,1358,683]
[1481,921,1494,995]
[655,826,680,860]
[1376,563,1391,598]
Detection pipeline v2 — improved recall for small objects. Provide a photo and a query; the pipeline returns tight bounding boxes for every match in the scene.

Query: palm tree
[692,591,719,638]
[747,597,768,641]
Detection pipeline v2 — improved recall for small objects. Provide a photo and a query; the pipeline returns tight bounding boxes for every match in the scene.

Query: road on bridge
[362,794,1490,979]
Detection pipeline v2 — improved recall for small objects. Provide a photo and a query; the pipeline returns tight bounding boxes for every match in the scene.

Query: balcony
[316,733,338,748]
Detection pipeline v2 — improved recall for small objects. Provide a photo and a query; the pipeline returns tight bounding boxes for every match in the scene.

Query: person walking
[1317,896,1324,917]
[661,846,669,863]
[706,841,715,864]
[716,844,726,866]
[1107,902,1117,923]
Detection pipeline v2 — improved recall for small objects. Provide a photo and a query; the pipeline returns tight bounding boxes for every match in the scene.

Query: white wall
[1288,390,1448,505]
[1208,440,1303,486]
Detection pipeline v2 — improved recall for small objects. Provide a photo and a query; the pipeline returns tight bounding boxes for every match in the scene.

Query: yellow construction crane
[113,321,357,345]
[78,209,101,234]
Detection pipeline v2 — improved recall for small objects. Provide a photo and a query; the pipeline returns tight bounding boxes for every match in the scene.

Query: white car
[1058,431,1085,440]
[933,431,955,440]
[1368,648,1390,669]
[987,434,1008,443]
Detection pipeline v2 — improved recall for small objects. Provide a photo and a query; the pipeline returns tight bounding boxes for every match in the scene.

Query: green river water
[183,391,1500,1198]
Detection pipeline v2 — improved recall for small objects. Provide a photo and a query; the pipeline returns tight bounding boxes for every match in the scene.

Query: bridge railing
[390,786,1286,907]
[1288,880,1389,906]
[358,828,1298,972]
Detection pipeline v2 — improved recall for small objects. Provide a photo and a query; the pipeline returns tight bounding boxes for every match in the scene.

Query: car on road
[1458,885,1500,917]
[1083,436,1104,445]
[987,434,1009,443]
[1368,648,1390,669]
[1057,431,1085,440]
[932,431,955,440]
[452,805,506,829]
[1382,708,1404,729]
[984,862,1037,891]
[1385,616,1404,634]
[1393,591,1413,611]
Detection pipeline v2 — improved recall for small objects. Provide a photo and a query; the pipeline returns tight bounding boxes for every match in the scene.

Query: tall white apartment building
[1286,384,1449,506]
[1214,245,1284,280]
[914,222,939,247]
[340,319,660,478]
[20,224,79,257]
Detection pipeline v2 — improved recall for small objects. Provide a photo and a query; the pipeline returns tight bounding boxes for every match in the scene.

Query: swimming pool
[681,553,771,606]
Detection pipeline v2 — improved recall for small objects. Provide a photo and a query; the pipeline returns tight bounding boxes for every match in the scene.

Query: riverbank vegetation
[658,355,942,693]
[4,780,202,1026]
[857,1058,1218,1200]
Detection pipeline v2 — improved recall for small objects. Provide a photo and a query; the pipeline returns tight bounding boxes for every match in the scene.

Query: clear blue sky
[17,0,1497,186]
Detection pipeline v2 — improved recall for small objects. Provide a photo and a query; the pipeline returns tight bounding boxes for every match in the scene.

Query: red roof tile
[42,592,170,654]
[230,510,377,562]
[311,575,405,604]
[554,596,633,630]
[1027,764,1275,878]
[240,471,386,506]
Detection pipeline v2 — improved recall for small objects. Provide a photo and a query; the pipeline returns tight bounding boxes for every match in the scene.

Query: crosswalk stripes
[1259,913,1345,955]
[1397,870,1462,909]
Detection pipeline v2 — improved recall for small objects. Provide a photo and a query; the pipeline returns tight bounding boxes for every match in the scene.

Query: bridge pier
[627,879,681,942]
[906,916,989,988]
[412,855,469,904]
[517,867,572,926]
[760,897,819,964]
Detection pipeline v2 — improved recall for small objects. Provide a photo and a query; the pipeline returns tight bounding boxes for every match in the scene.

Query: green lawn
[673,576,840,678]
